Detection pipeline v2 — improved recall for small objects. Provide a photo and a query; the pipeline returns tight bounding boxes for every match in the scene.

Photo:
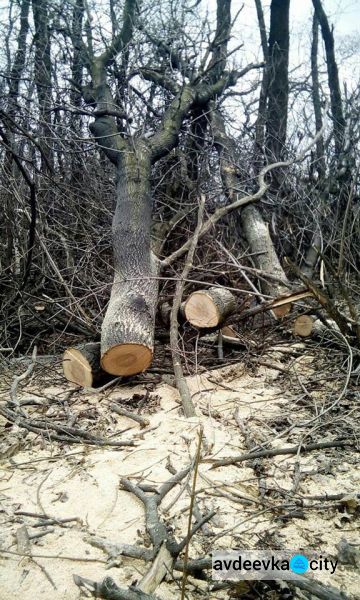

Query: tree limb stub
[184,287,236,329]
[62,343,110,387]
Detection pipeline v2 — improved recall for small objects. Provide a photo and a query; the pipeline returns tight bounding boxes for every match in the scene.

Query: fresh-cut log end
[62,343,102,387]
[101,343,153,376]
[184,287,236,328]
[293,315,314,337]
[272,303,292,318]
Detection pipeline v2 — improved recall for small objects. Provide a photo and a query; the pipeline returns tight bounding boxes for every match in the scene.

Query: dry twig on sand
[170,195,205,417]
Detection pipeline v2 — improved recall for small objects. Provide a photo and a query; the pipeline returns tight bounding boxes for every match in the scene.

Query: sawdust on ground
[0,354,358,599]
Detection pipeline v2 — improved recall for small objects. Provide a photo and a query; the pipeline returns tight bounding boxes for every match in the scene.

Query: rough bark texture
[240,205,289,299]
[302,231,322,278]
[312,0,345,157]
[265,0,290,164]
[32,0,53,171]
[184,287,236,328]
[3,0,31,275]
[8,0,31,107]
[70,0,85,181]
[311,13,326,180]
[159,301,186,327]
[253,0,269,168]
[211,108,290,300]
[100,150,159,376]
[86,0,260,376]
[63,342,103,387]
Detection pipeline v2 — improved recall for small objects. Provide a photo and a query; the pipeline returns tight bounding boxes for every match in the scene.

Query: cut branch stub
[270,290,313,318]
[63,343,103,387]
[293,316,340,338]
[184,287,236,328]
[293,315,314,337]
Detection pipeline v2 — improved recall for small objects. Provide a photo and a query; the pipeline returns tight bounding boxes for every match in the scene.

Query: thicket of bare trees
[0,0,359,370]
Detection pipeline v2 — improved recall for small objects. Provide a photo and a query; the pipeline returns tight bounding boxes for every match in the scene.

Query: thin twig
[208,439,355,469]
[170,194,205,417]
[180,426,203,600]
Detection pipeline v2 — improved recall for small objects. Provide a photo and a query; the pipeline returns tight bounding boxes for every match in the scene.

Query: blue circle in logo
[290,554,309,574]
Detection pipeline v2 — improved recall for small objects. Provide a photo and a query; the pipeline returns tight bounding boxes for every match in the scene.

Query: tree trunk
[312,0,345,158]
[312,0,349,211]
[100,151,159,376]
[311,13,326,181]
[253,0,269,169]
[70,0,85,183]
[84,0,261,377]
[3,0,31,277]
[32,0,53,172]
[265,0,290,166]
[211,108,290,302]
[240,204,289,299]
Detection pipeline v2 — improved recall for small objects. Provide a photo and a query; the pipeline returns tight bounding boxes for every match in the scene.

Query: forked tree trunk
[80,0,260,379]
[100,151,159,376]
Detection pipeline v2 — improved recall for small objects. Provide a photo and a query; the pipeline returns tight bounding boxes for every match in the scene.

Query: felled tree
[81,0,262,375]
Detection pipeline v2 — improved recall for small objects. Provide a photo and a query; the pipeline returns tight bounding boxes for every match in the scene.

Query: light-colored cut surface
[221,325,237,338]
[293,314,314,337]
[101,343,152,376]
[272,302,292,318]
[185,287,236,328]
[185,292,219,327]
[62,348,92,387]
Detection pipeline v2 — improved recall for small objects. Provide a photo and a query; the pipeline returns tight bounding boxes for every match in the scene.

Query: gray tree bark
[100,149,160,376]
[83,0,263,375]
[312,0,345,158]
[311,13,326,181]
[211,109,289,300]
[32,0,53,172]
[265,0,290,166]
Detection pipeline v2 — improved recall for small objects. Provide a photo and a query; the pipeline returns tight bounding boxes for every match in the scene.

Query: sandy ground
[0,355,359,599]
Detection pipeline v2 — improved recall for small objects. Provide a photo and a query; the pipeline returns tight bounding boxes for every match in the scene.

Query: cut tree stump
[184,287,236,328]
[100,250,159,376]
[63,343,103,387]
